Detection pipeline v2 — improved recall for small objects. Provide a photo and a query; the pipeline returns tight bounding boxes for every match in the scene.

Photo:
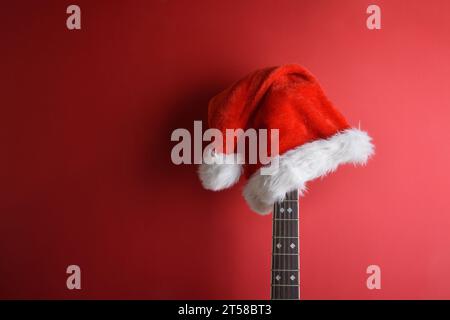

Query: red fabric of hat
[198,64,374,214]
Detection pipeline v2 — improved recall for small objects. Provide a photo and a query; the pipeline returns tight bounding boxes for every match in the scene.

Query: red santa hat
[198,64,374,214]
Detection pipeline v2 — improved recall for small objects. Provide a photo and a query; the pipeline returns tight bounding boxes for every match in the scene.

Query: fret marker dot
[280,208,285,213]
[276,243,282,249]
[290,275,296,281]
[275,275,281,281]
[290,243,296,249]
[287,207,292,213]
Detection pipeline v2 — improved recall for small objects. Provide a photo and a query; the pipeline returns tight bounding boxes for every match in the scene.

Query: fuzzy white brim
[243,128,375,214]
[198,152,243,191]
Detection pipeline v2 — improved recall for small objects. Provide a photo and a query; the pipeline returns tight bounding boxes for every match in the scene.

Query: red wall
[2,0,450,299]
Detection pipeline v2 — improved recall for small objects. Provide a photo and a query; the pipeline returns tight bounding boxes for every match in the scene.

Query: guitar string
[272,201,276,299]
[288,190,292,298]
[292,190,295,298]
[294,191,297,298]
[274,200,277,299]
[288,191,291,298]
[293,189,298,299]
[271,202,273,299]
[290,191,294,298]
[283,196,287,299]
[275,201,279,299]
[291,191,297,298]
[274,202,280,299]
[297,191,300,299]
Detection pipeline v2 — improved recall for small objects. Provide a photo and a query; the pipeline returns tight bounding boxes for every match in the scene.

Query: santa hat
[198,64,374,214]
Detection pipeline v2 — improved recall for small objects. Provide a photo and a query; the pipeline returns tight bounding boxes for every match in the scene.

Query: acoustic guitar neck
[271,189,300,300]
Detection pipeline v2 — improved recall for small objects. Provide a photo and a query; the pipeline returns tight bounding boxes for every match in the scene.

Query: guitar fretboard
[271,189,299,300]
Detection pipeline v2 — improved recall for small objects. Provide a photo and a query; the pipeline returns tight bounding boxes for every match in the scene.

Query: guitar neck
[271,189,300,300]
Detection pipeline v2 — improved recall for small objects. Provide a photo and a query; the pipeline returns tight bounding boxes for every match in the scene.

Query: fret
[273,238,299,254]
[273,219,298,238]
[273,236,297,238]
[272,269,299,271]
[271,286,299,300]
[271,250,299,270]
[271,270,299,285]
[273,201,298,220]
[271,284,299,287]
[283,189,298,201]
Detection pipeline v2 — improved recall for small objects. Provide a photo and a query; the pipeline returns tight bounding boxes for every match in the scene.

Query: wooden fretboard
[271,189,300,300]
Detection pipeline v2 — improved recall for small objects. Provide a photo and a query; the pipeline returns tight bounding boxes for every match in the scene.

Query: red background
[2,0,450,299]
